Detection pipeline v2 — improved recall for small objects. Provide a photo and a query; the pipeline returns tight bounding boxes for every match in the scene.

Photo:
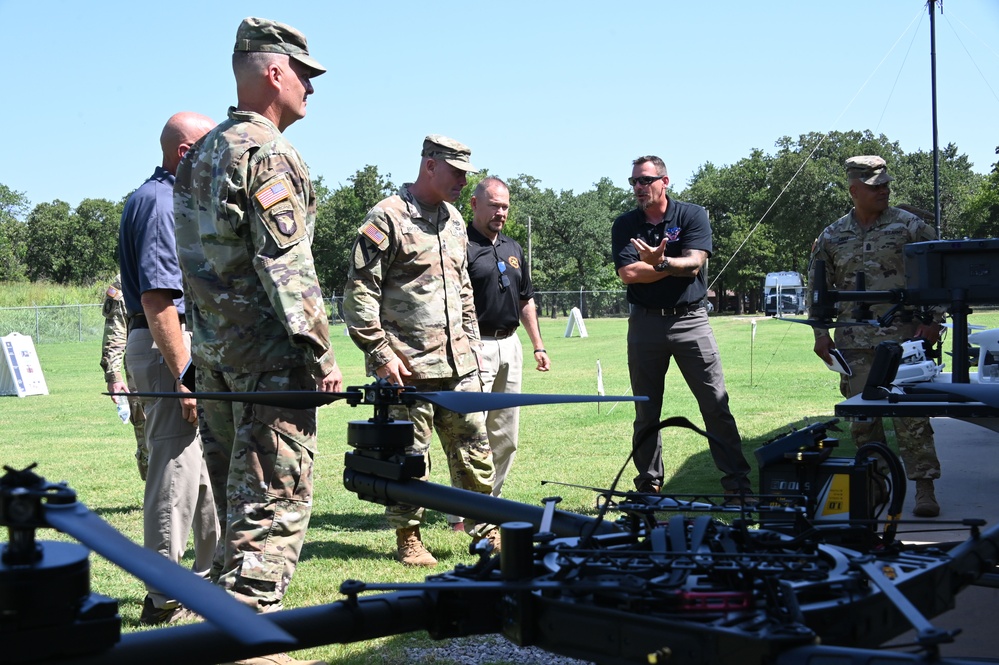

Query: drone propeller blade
[906,383,999,408]
[42,501,295,648]
[113,391,352,409]
[778,317,875,329]
[414,392,647,414]
[111,389,646,414]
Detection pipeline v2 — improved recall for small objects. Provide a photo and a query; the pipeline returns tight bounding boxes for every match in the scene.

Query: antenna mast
[928,0,942,237]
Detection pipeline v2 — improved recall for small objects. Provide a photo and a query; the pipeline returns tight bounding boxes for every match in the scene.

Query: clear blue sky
[3,0,998,211]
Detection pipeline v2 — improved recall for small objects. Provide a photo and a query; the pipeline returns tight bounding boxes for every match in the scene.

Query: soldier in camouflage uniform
[100,274,148,480]
[809,155,946,517]
[173,17,341,665]
[343,135,497,567]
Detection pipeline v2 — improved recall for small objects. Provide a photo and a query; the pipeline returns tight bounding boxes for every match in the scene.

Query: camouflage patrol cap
[234,17,326,77]
[845,155,893,186]
[422,134,478,173]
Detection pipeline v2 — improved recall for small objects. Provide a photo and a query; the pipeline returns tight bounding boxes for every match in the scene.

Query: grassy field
[4,311,998,663]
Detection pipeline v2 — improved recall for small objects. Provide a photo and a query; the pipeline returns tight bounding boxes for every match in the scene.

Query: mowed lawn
[4,311,997,663]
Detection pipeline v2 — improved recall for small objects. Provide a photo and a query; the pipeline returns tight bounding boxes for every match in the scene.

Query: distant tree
[591,176,633,220]
[765,130,902,274]
[25,200,73,282]
[684,155,775,312]
[507,175,626,316]
[892,144,982,239]
[0,183,30,281]
[313,167,395,296]
[24,197,122,284]
[960,146,999,238]
[71,198,122,280]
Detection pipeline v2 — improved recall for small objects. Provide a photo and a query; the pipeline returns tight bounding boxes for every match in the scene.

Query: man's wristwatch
[653,257,670,272]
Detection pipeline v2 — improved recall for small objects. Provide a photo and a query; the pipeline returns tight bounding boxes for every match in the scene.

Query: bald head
[160,112,215,174]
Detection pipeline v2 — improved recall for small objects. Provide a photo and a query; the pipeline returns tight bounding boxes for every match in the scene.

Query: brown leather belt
[480,327,517,339]
[631,302,705,317]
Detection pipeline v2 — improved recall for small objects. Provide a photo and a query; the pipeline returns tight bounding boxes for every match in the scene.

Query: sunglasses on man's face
[628,175,665,187]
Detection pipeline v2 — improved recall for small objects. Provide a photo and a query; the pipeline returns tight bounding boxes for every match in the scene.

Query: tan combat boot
[396,525,437,567]
[913,479,940,517]
[472,527,502,555]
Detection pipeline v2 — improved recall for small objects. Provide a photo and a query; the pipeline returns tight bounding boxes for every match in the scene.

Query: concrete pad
[884,417,999,658]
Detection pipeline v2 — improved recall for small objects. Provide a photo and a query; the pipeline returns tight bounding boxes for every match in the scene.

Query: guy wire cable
[942,9,999,106]
[707,4,926,296]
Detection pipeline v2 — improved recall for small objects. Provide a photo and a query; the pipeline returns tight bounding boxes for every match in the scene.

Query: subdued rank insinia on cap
[234,17,326,77]
[422,134,478,173]
[845,155,893,186]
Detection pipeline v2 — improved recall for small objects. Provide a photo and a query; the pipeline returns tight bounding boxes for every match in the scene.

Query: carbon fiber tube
[942,521,999,592]
[342,467,620,538]
[56,591,441,665]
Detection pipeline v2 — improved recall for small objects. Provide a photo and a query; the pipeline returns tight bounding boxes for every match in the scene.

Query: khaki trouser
[126,327,219,609]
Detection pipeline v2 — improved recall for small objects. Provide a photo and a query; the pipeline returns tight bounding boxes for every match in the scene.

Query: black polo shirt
[611,196,712,309]
[467,225,534,333]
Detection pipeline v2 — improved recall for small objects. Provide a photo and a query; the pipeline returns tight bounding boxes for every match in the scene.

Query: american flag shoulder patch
[255,180,290,210]
[360,222,387,245]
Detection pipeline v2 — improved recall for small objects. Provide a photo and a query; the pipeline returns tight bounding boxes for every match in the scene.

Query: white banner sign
[1,333,49,397]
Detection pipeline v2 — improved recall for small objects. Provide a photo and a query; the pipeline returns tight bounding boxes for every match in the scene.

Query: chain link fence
[0,298,351,345]
[533,290,629,319]
[0,292,627,345]
[0,304,105,344]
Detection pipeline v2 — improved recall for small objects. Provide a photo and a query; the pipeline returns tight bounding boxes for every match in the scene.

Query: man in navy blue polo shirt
[119,112,219,624]
[611,155,752,504]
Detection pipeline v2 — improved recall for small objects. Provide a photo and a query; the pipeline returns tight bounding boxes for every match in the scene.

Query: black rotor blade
[906,383,999,408]
[111,391,352,409]
[42,501,295,648]
[110,390,647,413]
[777,317,876,329]
[414,392,647,414]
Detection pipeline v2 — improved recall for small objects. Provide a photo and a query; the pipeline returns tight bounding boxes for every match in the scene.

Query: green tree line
[3,130,997,311]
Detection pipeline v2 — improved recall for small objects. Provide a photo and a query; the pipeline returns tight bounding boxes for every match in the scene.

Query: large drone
[3,379,999,665]
[785,239,999,400]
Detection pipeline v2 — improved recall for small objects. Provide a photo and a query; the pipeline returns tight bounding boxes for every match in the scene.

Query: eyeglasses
[628,175,665,187]
[497,260,510,292]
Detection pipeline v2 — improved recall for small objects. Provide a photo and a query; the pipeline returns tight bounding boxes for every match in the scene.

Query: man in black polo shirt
[611,155,752,503]
[466,176,550,505]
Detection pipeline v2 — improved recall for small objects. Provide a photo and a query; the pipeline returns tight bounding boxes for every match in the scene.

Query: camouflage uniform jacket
[100,274,127,383]
[809,206,945,350]
[174,108,335,377]
[343,184,480,380]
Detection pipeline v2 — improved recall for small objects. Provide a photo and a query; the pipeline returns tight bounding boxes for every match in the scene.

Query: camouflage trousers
[198,365,318,611]
[387,372,495,538]
[124,365,148,480]
[839,349,941,480]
